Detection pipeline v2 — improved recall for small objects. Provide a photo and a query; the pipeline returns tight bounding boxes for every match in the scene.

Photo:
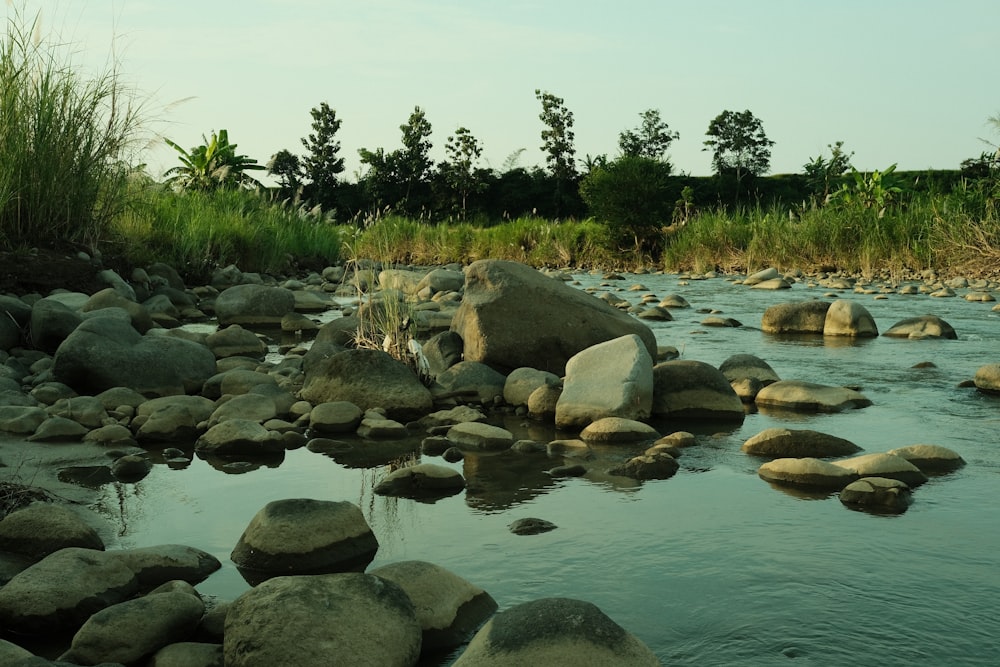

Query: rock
[434,361,507,404]
[111,454,153,482]
[82,287,154,333]
[59,590,204,666]
[309,400,363,434]
[654,431,697,448]
[503,368,562,406]
[882,314,957,339]
[195,419,285,457]
[369,560,498,651]
[527,383,561,421]
[422,330,464,379]
[210,368,278,398]
[48,395,110,429]
[147,641,224,667]
[0,405,48,434]
[207,393,278,427]
[751,277,792,290]
[451,259,656,375]
[700,315,741,327]
[112,544,221,588]
[0,503,104,559]
[416,405,487,430]
[53,316,216,397]
[230,499,379,579]
[741,428,862,458]
[416,268,465,295]
[886,444,965,472]
[373,464,466,500]
[650,360,745,422]
[580,417,659,443]
[755,380,872,413]
[839,477,913,512]
[761,301,831,334]
[823,299,878,336]
[973,363,1000,394]
[0,638,33,663]
[719,353,780,402]
[224,573,421,667]
[356,416,409,439]
[757,457,858,489]
[27,416,90,441]
[134,396,215,442]
[29,297,83,354]
[832,452,928,486]
[84,424,136,446]
[452,597,659,666]
[508,518,558,535]
[609,452,679,480]
[205,325,267,359]
[94,386,148,412]
[555,334,653,430]
[0,547,139,633]
[548,464,587,477]
[658,294,690,308]
[214,284,295,328]
[743,267,781,285]
[447,422,514,451]
[300,349,432,422]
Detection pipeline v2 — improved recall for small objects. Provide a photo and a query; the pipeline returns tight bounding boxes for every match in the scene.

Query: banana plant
[834,164,903,217]
[163,129,265,191]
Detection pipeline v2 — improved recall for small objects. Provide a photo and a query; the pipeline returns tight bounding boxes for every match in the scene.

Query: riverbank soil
[0,247,109,296]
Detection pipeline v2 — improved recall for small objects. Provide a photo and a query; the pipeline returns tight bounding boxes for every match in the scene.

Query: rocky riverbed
[0,252,998,665]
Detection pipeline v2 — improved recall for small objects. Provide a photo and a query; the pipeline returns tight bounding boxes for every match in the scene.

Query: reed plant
[0,9,143,249]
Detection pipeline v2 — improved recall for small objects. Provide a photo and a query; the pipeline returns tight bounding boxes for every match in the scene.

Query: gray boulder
[134,395,215,442]
[111,544,221,589]
[608,452,679,480]
[831,452,928,487]
[0,406,47,434]
[422,330,464,379]
[82,288,154,333]
[214,284,295,328]
[434,361,507,404]
[886,444,965,472]
[416,268,465,295]
[651,360,744,422]
[205,325,267,359]
[0,503,104,560]
[447,422,514,451]
[224,573,421,667]
[580,417,659,443]
[451,259,656,375]
[59,590,204,666]
[48,395,109,429]
[369,560,498,650]
[741,427,862,458]
[824,299,878,336]
[207,393,278,427]
[230,499,379,579]
[195,419,284,457]
[147,642,223,667]
[503,367,561,407]
[53,316,216,397]
[755,380,872,413]
[882,314,957,339]
[452,597,659,666]
[373,464,466,500]
[300,349,432,422]
[761,300,831,334]
[555,334,653,430]
[26,416,89,442]
[29,297,83,354]
[719,353,780,402]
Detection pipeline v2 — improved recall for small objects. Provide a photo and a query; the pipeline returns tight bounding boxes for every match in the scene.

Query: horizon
[7,1,1000,185]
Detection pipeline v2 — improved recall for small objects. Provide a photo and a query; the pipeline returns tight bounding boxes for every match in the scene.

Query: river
[86,270,1000,665]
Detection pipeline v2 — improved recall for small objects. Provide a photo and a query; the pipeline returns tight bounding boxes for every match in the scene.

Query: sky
[8,0,1000,184]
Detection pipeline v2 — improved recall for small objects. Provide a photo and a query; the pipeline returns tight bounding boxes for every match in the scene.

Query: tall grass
[0,9,143,248]
[114,185,342,281]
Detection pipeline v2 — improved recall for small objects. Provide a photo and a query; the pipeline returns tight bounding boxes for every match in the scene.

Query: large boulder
[52,316,216,397]
[831,452,928,487]
[651,360,744,422]
[195,419,285,457]
[973,363,1000,394]
[718,353,780,402]
[886,444,965,472]
[373,464,466,500]
[434,361,507,404]
[451,260,656,375]
[82,288,155,333]
[823,299,878,337]
[555,334,653,430]
[839,477,913,513]
[741,428,862,458]
[369,560,498,651]
[300,349,432,422]
[882,314,957,339]
[134,395,216,442]
[214,284,295,328]
[761,301,831,334]
[29,297,84,354]
[452,597,659,666]
[224,573,421,667]
[503,367,561,407]
[230,499,379,579]
[755,380,872,413]
[0,503,104,560]
[757,457,858,490]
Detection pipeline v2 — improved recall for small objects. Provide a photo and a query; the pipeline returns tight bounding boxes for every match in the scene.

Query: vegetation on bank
[1,8,999,284]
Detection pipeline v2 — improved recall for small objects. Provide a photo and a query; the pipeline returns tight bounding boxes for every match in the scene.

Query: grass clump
[0,8,143,249]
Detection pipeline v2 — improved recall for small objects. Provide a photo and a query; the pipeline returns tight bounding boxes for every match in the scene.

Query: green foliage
[535,89,579,216]
[833,164,904,217]
[359,106,434,216]
[267,149,303,193]
[0,8,143,248]
[300,102,345,207]
[803,140,853,206]
[703,109,774,204]
[441,127,486,218]
[164,129,264,192]
[618,109,679,162]
[579,156,677,252]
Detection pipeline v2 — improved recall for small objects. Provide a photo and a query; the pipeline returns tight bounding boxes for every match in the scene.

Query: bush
[0,8,143,248]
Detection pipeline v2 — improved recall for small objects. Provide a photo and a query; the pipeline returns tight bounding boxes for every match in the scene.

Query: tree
[579,156,677,254]
[618,109,679,162]
[397,106,434,211]
[535,89,577,215]
[164,129,264,192]
[300,102,345,208]
[703,109,774,201]
[267,149,303,195]
[441,126,485,217]
[803,140,853,206]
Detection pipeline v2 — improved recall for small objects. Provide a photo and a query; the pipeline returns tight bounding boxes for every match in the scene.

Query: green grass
[0,9,143,249]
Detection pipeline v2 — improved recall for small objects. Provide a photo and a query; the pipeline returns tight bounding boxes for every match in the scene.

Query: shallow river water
[70,272,1000,664]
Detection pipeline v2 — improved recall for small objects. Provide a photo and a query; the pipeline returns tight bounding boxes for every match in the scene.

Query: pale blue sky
[11,0,1000,182]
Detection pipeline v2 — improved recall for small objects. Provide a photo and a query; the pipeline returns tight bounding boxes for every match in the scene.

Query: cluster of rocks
[0,255,994,664]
